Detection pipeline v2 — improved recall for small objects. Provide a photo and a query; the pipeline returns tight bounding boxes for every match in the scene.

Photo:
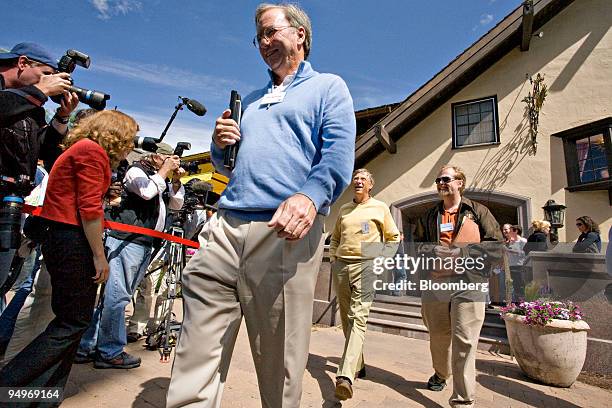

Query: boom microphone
[181,97,207,116]
[191,181,212,194]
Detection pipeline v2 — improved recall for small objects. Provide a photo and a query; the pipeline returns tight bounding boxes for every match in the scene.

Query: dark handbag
[23,215,48,244]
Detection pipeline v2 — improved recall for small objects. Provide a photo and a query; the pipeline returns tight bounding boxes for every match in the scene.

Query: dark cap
[0,42,58,70]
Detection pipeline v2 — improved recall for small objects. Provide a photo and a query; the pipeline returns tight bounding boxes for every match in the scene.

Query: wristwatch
[54,109,70,124]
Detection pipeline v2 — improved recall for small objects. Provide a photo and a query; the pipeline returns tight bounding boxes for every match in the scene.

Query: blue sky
[3,0,521,153]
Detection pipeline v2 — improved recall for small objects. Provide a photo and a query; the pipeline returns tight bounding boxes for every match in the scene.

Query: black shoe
[356,366,366,379]
[126,332,143,343]
[73,352,95,364]
[427,373,446,391]
[334,376,353,401]
[94,351,141,369]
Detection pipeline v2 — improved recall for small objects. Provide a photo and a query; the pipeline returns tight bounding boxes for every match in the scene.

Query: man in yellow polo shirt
[329,168,399,400]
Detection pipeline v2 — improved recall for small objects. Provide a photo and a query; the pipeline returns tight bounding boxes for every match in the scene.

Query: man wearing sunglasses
[0,42,78,289]
[418,165,502,408]
[167,3,355,407]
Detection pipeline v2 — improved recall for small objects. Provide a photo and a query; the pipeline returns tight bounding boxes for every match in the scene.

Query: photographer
[76,143,185,369]
[0,42,78,289]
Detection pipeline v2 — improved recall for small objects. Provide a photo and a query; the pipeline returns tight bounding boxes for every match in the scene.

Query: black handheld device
[223,90,242,170]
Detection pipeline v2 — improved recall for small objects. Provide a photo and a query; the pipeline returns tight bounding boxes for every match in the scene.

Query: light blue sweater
[212,61,356,220]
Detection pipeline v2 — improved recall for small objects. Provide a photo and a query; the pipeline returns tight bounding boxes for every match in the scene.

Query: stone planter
[504,313,590,387]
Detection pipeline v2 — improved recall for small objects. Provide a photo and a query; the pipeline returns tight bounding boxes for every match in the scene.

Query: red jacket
[40,138,111,226]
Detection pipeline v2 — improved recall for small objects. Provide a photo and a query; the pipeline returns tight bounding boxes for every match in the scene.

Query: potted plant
[500,300,589,387]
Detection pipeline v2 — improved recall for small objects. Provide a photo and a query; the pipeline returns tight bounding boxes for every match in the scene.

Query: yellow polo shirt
[329,197,400,261]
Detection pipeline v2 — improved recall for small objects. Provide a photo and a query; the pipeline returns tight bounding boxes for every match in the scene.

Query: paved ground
[62,322,611,408]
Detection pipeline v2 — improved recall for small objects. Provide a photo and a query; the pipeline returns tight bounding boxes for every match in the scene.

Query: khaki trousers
[421,299,485,405]
[166,212,324,408]
[332,260,375,382]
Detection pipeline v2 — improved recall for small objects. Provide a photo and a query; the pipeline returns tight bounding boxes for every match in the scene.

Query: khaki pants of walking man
[167,212,325,408]
[332,260,375,382]
[421,298,485,406]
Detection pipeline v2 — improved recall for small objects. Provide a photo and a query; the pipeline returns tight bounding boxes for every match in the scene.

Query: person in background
[0,163,48,358]
[0,42,78,290]
[0,108,99,365]
[524,220,550,256]
[504,224,527,301]
[76,143,184,369]
[0,110,136,397]
[329,168,399,400]
[418,165,502,408]
[392,232,407,296]
[572,216,601,253]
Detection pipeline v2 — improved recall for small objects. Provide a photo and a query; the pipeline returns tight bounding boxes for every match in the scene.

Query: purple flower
[501,299,584,326]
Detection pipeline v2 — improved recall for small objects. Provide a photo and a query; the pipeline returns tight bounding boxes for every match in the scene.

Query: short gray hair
[255,3,312,59]
[353,168,375,192]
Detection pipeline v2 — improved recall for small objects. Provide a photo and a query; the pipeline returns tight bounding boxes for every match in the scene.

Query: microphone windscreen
[191,181,212,194]
[186,99,206,116]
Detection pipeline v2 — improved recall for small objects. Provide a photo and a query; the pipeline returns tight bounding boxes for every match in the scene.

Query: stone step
[373,295,506,325]
[367,317,511,354]
[368,306,424,325]
[369,306,508,338]
[372,295,423,314]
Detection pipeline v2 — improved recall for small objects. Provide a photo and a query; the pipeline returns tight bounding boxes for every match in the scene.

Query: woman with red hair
[0,110,137,396]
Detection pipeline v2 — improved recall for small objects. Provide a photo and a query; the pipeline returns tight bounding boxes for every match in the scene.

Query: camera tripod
[143,220,188,362]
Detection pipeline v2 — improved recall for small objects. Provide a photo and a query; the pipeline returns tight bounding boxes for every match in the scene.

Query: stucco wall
[331,0,611,245]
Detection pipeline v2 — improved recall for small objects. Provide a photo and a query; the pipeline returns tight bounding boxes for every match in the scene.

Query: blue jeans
[0,247,41,356]
[0,249,17,312]
[78,236,151,360]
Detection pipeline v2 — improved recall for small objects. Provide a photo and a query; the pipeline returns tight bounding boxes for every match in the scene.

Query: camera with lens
[0,175,32,251]
[50,49,110,111]
[170,179,211,228]
[182,179,210,212]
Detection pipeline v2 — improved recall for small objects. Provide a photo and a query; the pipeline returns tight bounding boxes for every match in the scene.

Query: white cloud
[480,14,494,26]
[124,109,214,154]
[91,0,142,20]
[91,58,244,98]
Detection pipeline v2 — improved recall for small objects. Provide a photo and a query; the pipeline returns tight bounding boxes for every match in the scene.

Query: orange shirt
[439,209,458,247]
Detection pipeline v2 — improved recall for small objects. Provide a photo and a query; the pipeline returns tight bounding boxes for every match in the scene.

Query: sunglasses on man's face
[435,176,455,184]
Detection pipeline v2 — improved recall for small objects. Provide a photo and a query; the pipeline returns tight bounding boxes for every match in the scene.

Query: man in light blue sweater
[167,3,356,407]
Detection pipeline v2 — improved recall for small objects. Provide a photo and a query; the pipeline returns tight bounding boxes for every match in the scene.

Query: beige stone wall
[330,0,612,247]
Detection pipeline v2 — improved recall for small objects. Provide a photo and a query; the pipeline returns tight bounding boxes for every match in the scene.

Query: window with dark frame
[452,96,499,148]
[575,134,609,183]
[553,117,612,193]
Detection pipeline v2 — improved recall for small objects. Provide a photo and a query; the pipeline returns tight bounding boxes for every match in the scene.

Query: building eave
[355,0,575,168]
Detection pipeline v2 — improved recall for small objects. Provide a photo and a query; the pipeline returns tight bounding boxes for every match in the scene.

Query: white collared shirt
[123,166,185,231]
[271,72,295,94]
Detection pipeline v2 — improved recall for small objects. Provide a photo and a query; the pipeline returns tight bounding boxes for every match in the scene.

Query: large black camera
[0,175,32,250]
[182,179,211,213]
[50,49,110,110]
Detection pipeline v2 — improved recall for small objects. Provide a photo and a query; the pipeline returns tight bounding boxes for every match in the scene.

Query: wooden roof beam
[521,0,535,51]
[374,124,396,154]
